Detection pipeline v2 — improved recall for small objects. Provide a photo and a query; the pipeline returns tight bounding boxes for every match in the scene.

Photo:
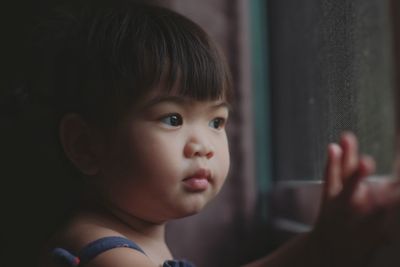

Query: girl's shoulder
[42,212,156,267]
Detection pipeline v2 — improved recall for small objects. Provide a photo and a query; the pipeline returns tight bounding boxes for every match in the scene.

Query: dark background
[1,1,69,266]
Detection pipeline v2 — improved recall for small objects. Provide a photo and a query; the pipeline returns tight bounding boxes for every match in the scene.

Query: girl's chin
[176,201,211,217]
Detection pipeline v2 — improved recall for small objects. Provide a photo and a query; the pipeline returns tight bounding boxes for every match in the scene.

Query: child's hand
[244,132,400,267]
[311,132,400,266]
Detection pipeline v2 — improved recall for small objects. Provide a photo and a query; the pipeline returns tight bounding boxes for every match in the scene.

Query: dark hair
[27,0,232,128]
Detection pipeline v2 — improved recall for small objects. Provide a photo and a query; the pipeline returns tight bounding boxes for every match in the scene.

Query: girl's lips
[183,169,211,192]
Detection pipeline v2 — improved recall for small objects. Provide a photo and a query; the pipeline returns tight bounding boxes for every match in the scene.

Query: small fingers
[340,132,359,181]
[322,133,376,208]
[342,155,376,205]
[323,143,343,200]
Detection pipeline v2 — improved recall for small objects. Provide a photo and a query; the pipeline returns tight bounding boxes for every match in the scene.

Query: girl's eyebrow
[210,101,231,112]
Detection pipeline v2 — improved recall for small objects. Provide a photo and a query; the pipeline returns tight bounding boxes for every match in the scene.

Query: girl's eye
[160,114,183,127]
[209,117,226,130]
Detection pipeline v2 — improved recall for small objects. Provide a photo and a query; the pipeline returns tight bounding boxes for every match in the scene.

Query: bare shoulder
[53,211,123,251]
[42,212,155,267]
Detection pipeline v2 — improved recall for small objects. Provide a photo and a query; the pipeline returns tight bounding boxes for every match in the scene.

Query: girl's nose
[184,140,214,159]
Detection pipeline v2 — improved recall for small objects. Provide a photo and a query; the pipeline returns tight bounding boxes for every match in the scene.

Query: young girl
[23,0,400,266]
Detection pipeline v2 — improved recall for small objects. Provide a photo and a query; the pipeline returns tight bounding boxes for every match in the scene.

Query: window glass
[268,0,395,181]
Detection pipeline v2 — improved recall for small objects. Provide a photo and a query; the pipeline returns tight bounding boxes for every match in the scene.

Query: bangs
[31,1,232,126]
[96,3,233,103]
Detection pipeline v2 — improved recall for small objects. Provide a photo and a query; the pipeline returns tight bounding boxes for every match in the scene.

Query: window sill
[270,175,390,235]
[269,175,400,266]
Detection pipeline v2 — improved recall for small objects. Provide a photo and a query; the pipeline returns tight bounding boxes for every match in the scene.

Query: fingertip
[340,131,358,148]
[359,155,376,175]
[341,131,356,140]
[328,143,342,159]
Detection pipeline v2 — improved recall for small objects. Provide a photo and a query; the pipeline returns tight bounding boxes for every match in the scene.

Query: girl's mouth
[183,169,211,192]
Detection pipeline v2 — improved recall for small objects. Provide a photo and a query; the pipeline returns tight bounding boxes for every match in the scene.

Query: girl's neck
[80,190,167,242]
[107,203,166,241]
[73,193,174,265]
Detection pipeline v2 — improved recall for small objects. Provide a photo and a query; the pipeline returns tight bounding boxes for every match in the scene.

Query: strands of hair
[27,0,232,126]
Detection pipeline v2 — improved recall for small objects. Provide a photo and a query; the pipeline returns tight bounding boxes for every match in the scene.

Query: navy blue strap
[52,236,146,266]
[52,247,80,266]
[163,259,196,267]
[78,236,146,265]
[52,236,196,267]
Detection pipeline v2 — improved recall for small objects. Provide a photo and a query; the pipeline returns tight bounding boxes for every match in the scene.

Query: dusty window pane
[269,0,395,181]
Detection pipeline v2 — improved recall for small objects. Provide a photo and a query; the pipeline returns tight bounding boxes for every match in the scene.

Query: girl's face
[95,90,230,223]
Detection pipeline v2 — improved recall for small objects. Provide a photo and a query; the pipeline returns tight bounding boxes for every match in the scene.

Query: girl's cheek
[217,140,230,180]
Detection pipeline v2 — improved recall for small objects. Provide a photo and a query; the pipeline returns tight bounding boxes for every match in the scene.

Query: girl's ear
[59,114,102,176]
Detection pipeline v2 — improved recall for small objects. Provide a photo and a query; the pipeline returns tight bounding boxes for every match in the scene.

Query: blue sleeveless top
[52,236,195,267]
